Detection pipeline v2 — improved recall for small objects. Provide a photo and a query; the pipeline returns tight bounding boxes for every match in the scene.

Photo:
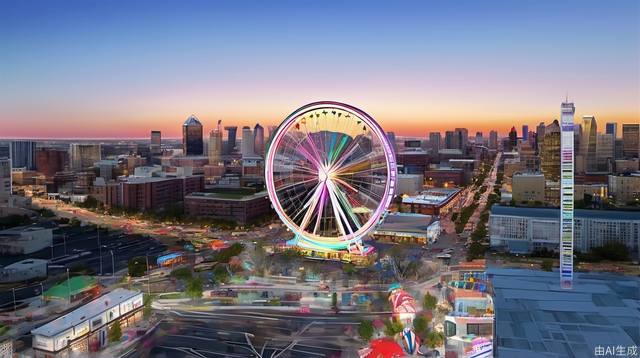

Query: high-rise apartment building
[208,121,223,165]
[36,148,67,178]
[580,116,597,172]
[444,131,455,150]
[540,120,560,181]
[535,122,546,150]
[429,132,441,153]
[0,158,11,205]
[9,141,37,170]
[507,127,518,151]
[386,132,397,154]
[596,133,614,172]
[150,130,162,155]
[622,124,639,158]
[182,115,203,156]
[454,128,468,152]
[241,126,254,158]
[69,143,101,170]
[560,100,575,289]
[489,130,498,150]
[253,123,265,157]
[605,122,617,139]
[522,125,529,141]
[475,131,483,145]
[224,126,238,155]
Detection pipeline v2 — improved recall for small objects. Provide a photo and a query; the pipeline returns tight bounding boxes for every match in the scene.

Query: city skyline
[1,0,638,139]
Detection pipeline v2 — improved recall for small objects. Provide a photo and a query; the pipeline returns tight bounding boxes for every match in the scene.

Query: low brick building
[184,191,272,225]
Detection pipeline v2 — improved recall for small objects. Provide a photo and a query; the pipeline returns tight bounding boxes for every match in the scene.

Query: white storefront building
[31,289,143,353]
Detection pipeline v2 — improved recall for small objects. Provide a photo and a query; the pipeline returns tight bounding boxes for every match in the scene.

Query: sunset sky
[1,0,638,139]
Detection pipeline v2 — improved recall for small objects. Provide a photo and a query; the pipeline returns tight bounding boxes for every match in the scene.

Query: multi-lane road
[122,308,386,358]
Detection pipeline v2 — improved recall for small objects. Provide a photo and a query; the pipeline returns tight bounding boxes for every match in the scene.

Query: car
[443,248,454,254]
[436,253,452,259]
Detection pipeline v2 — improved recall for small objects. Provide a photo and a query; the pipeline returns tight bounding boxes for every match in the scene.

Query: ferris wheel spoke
[331,181,363,229]
[275,177,319,192]
[326,179,354,236]
[298,181,326,232]
[313,184,327,235]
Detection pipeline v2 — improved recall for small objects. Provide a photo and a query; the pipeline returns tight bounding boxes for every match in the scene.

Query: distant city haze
[1,0,638,138]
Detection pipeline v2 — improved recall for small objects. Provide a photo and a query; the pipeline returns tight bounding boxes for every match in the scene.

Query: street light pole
[110,250,115,277]
[12,288,16,315]
[98,227,103,275]
[66,268,71,305]
[145,254,151,295]
[40,282,44,304]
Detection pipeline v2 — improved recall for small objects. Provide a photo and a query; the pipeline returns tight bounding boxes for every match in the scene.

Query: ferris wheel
[265,101,397,254]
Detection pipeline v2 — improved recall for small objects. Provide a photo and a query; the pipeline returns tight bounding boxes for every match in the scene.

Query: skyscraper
[489,130,498,150]
[224,126,238,155]
[444,131,455,149]
[9,140,37,170]
[208,120,223,165]
[507,127,518,151]
[386,132,397,154]
[150,130,162,155]
[596,133,614,172]
[253,123,265,157]
[241,126,254,158]
[535,122,546,151]
[0,158,11,205]
[605,122,617,139]
[36,148,68,178]
[559,100,575,289]
[475,131,483,145]
[622,124,640,158]
[428,132,441,153]
[69,143,101,170]
[580,116,597,172]
[182,115,204,156]
[540,120,560,181]
[454,128,468,152]
[522,125,529,141]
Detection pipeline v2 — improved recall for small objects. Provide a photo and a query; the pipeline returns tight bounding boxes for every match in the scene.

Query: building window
[467,323,492,336]
[444,321,457,337]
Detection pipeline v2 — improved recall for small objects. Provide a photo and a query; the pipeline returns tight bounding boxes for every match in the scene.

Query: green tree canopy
[358,320,374,342]
[128,256,147,277]
[423,292,437,311]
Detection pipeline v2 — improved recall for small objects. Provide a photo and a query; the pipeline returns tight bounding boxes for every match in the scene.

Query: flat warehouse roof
[31,288,141,338]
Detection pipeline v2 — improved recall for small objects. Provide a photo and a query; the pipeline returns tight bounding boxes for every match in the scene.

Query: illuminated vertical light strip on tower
[560,99,575,289]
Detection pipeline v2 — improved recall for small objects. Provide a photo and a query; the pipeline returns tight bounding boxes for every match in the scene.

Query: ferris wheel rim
[265,101,397,245]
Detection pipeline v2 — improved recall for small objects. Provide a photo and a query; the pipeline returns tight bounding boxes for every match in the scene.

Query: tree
[386,243,420,282]
[383,319,404,337]
[128,257,147,277]
[423,292,437,311]
[413,315,430,336]
[331,292,338,310]
[214,243,245,263]
[213,265,230,284]
[358,320,374,342]
[589,242,630,261]
[186,276,203,300]
[170,267,192,281]
[69,217,82,227]
[424,330,444,349]
[541,259,553,272]
[108,319,122,343]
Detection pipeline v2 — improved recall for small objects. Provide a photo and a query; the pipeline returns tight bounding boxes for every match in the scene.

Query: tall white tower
[560,99,575,289]
[241,126,254,158]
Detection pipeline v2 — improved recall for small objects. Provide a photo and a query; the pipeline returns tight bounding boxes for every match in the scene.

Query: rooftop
[491,205,640,221]
[402,187,461,205]
[373,212,437,235]
[183,115,202,126]
[186,191,269,201]
[33,288,141,338]
[0,225,49,235]
[490,268,639,358]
